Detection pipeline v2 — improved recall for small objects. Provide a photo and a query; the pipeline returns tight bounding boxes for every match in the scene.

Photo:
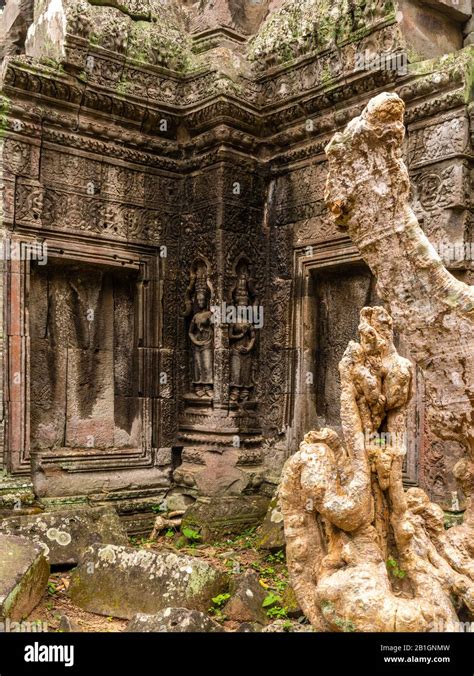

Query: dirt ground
[27,527,292,633]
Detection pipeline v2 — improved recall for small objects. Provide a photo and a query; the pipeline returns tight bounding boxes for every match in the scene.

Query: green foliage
[209,593,231,620]
[151,503,166,514]
[165,529,175,538]
[211,593,231,608]
[253,551,289,601]
[273,578,288,593]
[265,549,285,563]
[182,526,202,542]
[115,81,131,96]
[241,526,257,537]
[262,592,281,608]
[386,557,406,579]
[221,526,258,550]
[444,512,463,530]
[47,582,57,596]
[262,592,288,619]
[266,605,288,619]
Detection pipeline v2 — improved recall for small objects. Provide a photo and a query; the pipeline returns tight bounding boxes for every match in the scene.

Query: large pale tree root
[281,306,474,631]
[281,93,474,632]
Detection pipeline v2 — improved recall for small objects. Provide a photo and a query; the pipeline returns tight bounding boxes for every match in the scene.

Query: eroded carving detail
[183,259,214,399]
[229,259,257,404]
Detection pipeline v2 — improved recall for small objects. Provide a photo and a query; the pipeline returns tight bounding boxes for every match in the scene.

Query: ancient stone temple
[0,0,471,536]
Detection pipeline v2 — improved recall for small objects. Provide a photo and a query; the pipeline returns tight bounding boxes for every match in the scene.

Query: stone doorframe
[291,236,419,486]
[3,231,161,477]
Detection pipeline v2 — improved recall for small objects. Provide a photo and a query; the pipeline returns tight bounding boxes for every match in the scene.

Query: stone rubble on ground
[262,620,314,633]
[126,607,224,633]
[0,506,129,565]
[0,534,49,621]
[58,614,82,632]
[69,543,229,619]
[223,570,268,624]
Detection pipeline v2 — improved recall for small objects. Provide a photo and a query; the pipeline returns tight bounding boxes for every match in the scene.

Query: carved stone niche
[291,241,419,487]
[30,260,140,452]
[4,235,168,504]
[228,256,258,407]
[174,255,264,499]
[182,257,215,402]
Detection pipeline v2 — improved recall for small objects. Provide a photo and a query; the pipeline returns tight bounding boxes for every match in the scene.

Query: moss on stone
[248,0,396,67]
[0,96,11,139]
[403,48,473,108]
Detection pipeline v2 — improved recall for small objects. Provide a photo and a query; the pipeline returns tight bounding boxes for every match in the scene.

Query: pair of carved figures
[281,307,474,632]
[183,259,257,402]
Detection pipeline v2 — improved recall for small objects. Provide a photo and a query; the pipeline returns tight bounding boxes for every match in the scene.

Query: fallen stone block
[126,608,223,633]
[69,543,229,619]
[164,492,194,513]
[224,570,268,624]
[0,534,50,621]
[0,506,129,565]
[181,495,270,542]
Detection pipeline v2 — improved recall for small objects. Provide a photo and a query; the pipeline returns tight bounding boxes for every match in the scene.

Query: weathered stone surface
[237,621,263,632]
[126,608,223,633]
[422,0,472,22]
[0,475,35,513]
[0,0,34,57]
[0,535,49,620]
[181,496,270,542]
[255,493,285,551]
[24,0,192,67]
[69,543,229,619]
[58,614,81,632]
[191,0,274,35]
[164,492,194,513]
[262,620,313,633]
[224,570,267,624]
[0,507,129,565]
[280,585,302,618]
